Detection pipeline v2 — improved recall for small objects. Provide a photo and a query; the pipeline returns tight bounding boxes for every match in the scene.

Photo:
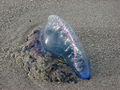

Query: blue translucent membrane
[28,15,91,79]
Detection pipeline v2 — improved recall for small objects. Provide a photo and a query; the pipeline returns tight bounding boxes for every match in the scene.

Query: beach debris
[13,15,91,84]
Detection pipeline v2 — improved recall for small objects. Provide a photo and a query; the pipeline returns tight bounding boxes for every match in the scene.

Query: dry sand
[0,0,120,90]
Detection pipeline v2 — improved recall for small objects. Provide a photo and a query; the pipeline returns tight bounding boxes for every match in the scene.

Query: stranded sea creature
[25,15,91,79]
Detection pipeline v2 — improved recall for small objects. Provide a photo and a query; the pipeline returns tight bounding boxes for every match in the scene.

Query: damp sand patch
[10,30,80,86]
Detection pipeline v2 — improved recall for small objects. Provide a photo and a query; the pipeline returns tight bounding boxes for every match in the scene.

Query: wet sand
[0,0,120,90]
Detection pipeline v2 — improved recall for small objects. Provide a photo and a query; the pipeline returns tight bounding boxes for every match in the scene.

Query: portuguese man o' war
[26,15,91,79]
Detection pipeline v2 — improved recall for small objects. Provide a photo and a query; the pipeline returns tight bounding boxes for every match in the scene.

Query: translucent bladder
[26,15,91,79]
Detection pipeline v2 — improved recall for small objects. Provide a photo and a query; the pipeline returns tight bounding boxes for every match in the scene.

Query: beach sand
[0,0,120,90]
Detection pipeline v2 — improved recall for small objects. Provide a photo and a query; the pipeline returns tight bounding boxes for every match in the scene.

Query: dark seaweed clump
[14,31,79,84]
[21,51,78,83]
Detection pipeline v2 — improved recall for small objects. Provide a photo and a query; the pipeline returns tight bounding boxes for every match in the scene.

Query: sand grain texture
[0,0,120,90]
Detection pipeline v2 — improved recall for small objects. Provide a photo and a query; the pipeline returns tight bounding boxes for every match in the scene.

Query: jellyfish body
[26,15,91,79]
